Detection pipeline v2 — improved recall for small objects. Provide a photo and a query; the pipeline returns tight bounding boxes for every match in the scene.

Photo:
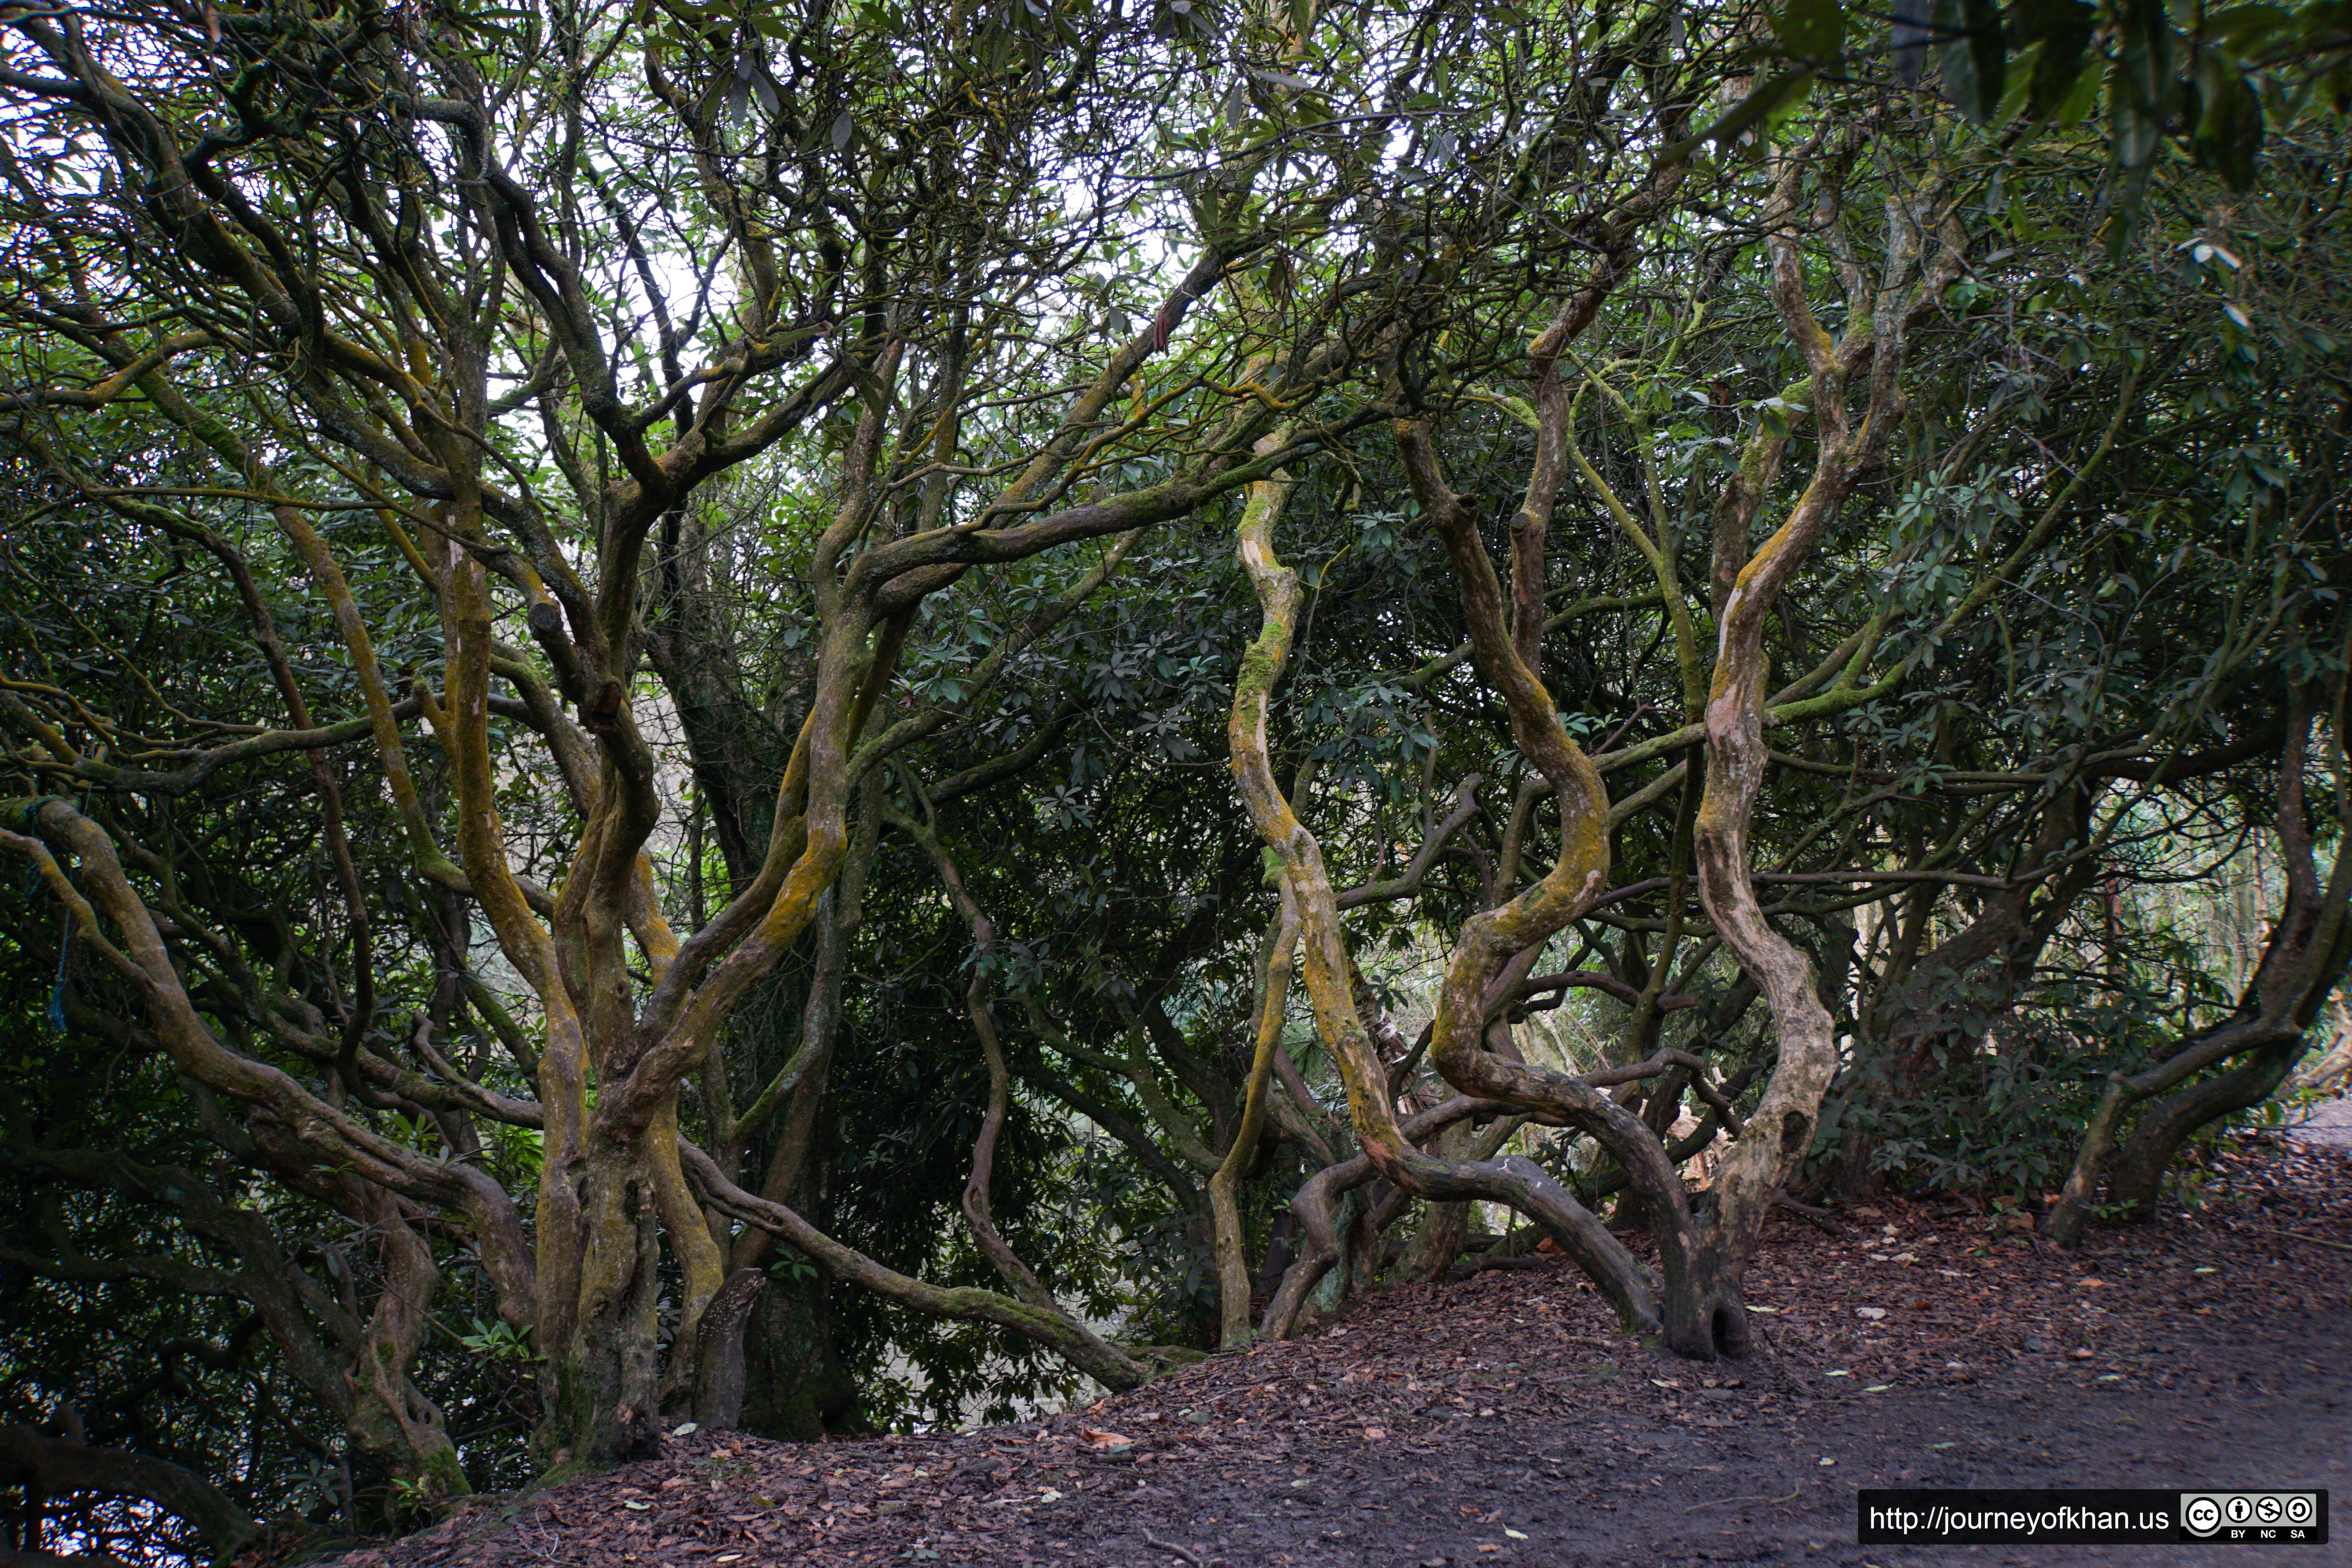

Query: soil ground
[2286,1094,2352,1152]
[330,1131,2352,1568]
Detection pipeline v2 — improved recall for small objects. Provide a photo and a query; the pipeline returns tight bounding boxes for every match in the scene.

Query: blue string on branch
[11,797,78,1033]
[49,911,71,1032]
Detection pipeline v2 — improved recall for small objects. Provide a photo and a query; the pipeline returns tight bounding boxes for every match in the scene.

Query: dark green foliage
[1,0,2346,1541]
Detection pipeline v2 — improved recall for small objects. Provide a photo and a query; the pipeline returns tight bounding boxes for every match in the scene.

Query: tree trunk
[1668,222,1915,1357]
[691,1270,770,1430]
[541,1153,665,1470]
[1389,1122,1475,1285]
[2103,1036,2310,1216]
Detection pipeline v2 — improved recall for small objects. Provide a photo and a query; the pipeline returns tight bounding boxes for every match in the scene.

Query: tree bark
[690,1269,770,1431]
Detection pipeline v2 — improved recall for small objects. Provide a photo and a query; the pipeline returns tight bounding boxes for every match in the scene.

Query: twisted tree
[1,0,2346,1548]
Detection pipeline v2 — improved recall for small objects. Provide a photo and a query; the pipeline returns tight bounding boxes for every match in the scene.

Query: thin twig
[1142,1530,1207,1565]
[2245,1225,2352,1256]
[1684,1484,1803,1513]
[1773,1194,1843,1235]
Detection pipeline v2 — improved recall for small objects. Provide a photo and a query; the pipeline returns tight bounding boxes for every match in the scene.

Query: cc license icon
[2183,1496,2223,1537]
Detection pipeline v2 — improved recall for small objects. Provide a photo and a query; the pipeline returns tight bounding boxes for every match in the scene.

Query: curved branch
[0,1426,253,1561]
[679,1142,1147,1391]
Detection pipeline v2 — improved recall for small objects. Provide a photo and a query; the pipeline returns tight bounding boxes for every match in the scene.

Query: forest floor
[328,1129,2351,1568]
[2286,1093,2352,1151]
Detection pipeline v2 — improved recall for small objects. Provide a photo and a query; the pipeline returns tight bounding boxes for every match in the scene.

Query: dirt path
[2287,1094,2352,1153]
[331,1138,2350,1568]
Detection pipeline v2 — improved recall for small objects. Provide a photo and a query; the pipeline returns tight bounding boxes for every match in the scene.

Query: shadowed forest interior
[0,0,2347,1557]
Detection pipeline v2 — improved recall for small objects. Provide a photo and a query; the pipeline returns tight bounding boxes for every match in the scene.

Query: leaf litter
[321,1133,2351,1567]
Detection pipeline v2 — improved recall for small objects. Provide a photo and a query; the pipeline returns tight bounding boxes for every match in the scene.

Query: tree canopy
[1,0,2346,1553]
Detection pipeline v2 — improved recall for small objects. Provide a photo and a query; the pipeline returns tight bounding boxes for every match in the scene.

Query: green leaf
[2051,52,2102,124]
[1934,0,2005,124]
[1703,68,1815,147]
[1992,50,2036,123]
[2192,69,2264,189]
[1771,0,1845,62]
[2112,0,2173,167]
[2202,4,2292,51]
[2013,0,2094,119]
[2101,161,2154,258]
[2110,78,2161,171]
